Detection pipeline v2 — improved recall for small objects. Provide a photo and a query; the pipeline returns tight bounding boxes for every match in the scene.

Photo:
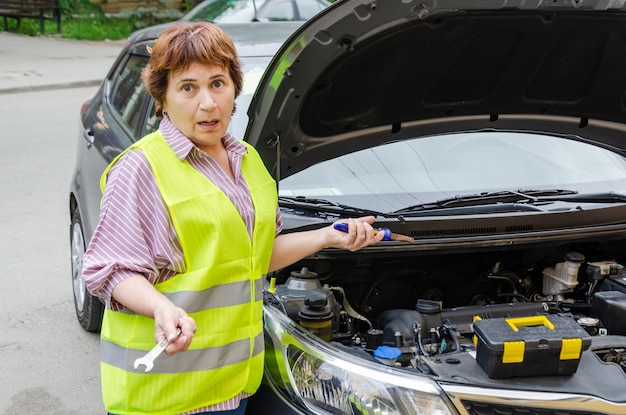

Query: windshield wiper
[391,189,580,214]
[279,191,626,218]
[539,191,626,203]
[279,196,391,218]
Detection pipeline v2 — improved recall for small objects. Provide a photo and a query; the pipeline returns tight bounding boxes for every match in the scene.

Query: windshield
[279,132,626,213]
[229,55,270,138]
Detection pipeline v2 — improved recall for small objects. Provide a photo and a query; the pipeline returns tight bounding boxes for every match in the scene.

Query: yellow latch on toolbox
[505,315,555,332]
[472,315,482,346]
[502,340,525,363]
[560,338,583,360]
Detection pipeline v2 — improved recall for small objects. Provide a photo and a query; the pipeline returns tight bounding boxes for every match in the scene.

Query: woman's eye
[182,85,193,92]
[213,80,224,88]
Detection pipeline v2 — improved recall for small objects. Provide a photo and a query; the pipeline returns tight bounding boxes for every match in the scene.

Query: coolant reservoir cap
[299,295,333,319]
[565,252,585,263]
[373,345,402,360]
[304,295,328,308]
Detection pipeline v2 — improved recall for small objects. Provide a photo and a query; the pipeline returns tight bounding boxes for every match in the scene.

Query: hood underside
[245,0,626,180]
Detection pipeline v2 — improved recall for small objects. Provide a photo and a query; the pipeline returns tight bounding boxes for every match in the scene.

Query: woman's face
[163,62,236,154]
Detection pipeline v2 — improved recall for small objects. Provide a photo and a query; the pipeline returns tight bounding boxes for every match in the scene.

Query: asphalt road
[0,86,104,414]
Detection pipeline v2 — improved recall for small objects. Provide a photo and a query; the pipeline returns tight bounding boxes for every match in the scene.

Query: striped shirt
[82,117,282,413]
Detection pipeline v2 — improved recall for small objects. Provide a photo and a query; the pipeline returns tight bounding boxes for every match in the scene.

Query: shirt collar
[159,117,247,161]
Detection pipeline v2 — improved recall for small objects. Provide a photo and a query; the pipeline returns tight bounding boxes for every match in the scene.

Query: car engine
[265,237,626,383]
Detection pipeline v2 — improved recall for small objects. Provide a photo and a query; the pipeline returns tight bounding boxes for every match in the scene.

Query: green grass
[1,15,134,40]
[0,0,204,40]
[61,16,135,40]
[1,7,183,40]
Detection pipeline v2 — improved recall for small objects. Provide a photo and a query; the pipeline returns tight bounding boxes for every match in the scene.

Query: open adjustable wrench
[134,328,182,372]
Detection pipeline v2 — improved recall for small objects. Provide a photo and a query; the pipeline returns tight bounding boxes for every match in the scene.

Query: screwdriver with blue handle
[333,222,414,243]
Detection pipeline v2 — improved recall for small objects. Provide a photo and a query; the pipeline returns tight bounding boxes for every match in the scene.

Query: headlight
[263,305,457,415]
[289,346,455,414]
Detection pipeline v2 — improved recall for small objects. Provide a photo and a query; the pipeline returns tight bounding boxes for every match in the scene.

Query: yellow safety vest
[99,131,277,415]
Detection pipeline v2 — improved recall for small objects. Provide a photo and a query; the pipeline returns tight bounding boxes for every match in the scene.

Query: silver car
[182,0,331,23]
[246,1,626,413]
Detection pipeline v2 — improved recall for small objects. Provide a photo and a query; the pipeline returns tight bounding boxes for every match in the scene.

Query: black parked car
[70,1,626,414]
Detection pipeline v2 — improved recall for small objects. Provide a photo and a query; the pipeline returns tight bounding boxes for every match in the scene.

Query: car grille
[441,384,626,415]
[462,401,603,415]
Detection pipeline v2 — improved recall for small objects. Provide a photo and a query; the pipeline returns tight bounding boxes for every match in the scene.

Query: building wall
[92,0,183,14]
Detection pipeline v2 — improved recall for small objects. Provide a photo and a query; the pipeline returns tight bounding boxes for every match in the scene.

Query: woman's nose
[199,90,217,111]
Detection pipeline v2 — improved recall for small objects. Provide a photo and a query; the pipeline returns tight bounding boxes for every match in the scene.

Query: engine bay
[265,237,626,388]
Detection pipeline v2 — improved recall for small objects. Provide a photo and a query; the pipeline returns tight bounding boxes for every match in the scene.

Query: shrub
[117,3,183,31]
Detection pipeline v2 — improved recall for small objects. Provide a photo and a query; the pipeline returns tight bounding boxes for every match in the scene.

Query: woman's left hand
[327,216,385,251]
[269,216,385,272]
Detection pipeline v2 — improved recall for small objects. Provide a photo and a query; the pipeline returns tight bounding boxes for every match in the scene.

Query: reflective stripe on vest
[100,131,277,414]
[101,330,264,374]
[113,277,264,315]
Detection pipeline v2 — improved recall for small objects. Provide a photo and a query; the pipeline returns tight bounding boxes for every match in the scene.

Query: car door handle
[83,129,94,148]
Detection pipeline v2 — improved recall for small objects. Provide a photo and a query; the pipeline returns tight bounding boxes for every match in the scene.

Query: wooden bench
[0,0,61,35]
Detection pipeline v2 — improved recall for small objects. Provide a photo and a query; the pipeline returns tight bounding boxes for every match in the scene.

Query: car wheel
[71,208,104,332]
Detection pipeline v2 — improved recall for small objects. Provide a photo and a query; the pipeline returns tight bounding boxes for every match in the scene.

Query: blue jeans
[108,398,248,415]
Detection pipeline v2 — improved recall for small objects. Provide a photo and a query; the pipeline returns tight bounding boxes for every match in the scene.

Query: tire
[70,208,104,332]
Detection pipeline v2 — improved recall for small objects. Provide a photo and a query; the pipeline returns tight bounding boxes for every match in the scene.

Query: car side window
[110,54,150,135]
[144,100,160,136]
[263,0,295,21]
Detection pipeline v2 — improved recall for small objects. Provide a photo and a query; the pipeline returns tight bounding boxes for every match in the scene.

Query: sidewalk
[0,32,126,95]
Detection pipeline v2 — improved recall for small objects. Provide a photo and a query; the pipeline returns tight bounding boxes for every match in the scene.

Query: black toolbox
[472,314,591,379]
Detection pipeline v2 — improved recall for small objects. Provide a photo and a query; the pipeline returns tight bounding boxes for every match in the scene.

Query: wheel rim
[71,219,86,315]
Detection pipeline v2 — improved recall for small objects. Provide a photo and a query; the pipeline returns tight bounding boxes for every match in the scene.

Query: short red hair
[142,21,243,118]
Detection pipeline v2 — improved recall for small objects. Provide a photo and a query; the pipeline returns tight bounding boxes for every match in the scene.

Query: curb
[0,79,103,95]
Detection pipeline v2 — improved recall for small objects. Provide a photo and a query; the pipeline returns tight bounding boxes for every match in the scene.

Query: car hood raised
[245,0,626,180]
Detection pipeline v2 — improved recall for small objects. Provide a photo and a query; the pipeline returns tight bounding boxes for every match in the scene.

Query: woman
[82,21,384,415]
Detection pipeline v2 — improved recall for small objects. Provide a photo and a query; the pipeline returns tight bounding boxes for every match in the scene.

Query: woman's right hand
[111,275,197,355]
[154,306,197,355]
